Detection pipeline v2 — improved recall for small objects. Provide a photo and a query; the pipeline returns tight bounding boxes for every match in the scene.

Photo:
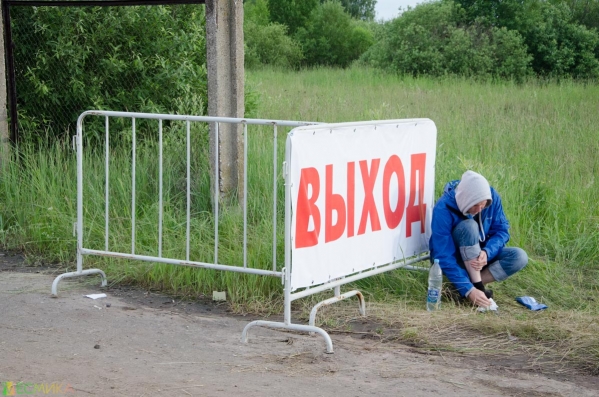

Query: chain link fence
[6,1,208,144]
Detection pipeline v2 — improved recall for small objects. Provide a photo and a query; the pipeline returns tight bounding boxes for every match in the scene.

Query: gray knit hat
[455,170,492,215]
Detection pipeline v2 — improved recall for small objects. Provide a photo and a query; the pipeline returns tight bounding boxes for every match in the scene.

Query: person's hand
[468,288,491,307]
[467,250,488,271]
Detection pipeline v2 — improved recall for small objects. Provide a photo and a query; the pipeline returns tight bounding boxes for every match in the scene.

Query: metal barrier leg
[309,290,366,332]
[51,269,107,296]
[241,320,334,354]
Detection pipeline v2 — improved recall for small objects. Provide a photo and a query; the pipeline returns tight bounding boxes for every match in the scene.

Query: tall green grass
[1,67,598,312]
[0,118,288,303]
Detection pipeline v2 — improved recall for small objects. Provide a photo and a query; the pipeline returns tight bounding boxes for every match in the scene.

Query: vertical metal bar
[76,119,84,273]
[284,266,292,325]
[243,123,248,268]
[272,124,278,271]
[3,3,18,142]
[158,119,163,258]
[105,116,109,251]
[214,122,219,264]
[186,120,191,261]
[284,136,292,325]
[131,118,136,255]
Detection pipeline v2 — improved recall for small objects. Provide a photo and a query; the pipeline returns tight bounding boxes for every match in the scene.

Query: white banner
[288,119,437,291]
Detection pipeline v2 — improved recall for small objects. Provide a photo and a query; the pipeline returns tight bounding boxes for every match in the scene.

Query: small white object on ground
[477,298,498,312]
[212,291,226,301]
[85,293,107,300]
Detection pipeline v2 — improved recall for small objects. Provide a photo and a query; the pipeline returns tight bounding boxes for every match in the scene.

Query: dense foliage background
[9,0,599,142]
[11,5,208,142]
[245,0,599,80]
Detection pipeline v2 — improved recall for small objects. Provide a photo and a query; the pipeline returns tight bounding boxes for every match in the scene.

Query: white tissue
[477,298,498,312]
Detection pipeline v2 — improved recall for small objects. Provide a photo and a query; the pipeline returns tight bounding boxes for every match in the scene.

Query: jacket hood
[455,170,492,215]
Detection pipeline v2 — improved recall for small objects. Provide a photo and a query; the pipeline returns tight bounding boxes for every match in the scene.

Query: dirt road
[1,254,598,396]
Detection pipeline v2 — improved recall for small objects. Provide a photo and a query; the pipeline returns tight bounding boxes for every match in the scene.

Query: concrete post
[0,0,11,166]
[206,0,245,203]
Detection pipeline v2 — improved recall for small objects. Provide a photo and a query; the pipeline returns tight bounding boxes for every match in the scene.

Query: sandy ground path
[1,265,598,397]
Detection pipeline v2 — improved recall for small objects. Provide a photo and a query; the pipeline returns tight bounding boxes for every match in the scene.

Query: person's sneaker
[484,289,494,299]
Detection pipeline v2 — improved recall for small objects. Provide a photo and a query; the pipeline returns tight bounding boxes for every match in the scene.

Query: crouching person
[429,170,528,307]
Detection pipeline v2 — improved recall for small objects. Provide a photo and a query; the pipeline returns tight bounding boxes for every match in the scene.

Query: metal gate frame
[52,110,429,354]
[52,110,318,296]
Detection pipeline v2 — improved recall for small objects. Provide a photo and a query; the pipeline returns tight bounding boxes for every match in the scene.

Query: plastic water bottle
[427,259,442,311]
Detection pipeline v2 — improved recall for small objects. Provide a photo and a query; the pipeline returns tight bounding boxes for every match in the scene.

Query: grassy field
[248,67,599,302]
[1,67,599,372]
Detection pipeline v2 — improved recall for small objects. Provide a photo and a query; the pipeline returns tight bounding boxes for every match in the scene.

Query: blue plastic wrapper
[515,296,548,311]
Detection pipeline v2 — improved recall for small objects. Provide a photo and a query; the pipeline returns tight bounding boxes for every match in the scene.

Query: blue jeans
[451,219,527,282]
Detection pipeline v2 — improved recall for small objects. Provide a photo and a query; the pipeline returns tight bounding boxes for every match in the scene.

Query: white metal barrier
[52,110,317,296]
[52,111,435,354]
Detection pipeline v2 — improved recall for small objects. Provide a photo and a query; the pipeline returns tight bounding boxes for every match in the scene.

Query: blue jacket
[429,180,510,297]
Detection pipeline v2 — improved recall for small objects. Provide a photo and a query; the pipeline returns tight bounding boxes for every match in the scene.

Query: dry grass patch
[297,298,599,376]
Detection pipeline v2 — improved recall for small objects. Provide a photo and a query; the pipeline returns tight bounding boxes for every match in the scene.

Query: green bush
[295,1,374,68]
[244,0,271,27]
[452,0,525,30]
[491,27,533,80]
[267,0,319,35]
[244,20,304,68]
[562,0,599,30]
[339,0,376,21]
[454,0,599,79]
[444,25,532,79]
[244,0,304,69]
[361,1,459,75]
[12,5,209,143]
[444,27,493,77]
[517,1,599,78]
[360,1,532,79]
